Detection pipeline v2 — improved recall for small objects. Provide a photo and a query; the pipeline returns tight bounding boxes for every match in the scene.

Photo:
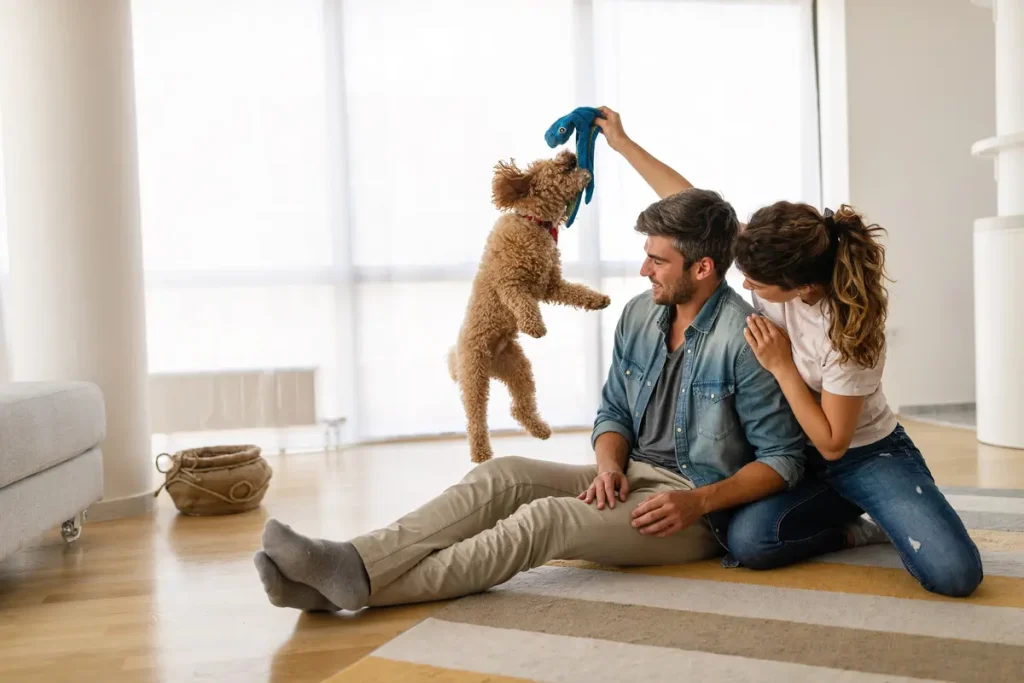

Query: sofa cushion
[0,381,106,489]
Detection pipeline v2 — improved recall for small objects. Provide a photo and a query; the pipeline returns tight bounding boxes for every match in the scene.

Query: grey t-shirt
[629,341,687,473]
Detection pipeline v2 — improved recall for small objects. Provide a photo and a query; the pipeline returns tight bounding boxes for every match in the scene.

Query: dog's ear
[492,159,532,209]
[555,149,577,170]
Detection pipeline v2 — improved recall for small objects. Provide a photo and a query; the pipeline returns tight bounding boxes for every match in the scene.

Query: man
[252,189,807,612]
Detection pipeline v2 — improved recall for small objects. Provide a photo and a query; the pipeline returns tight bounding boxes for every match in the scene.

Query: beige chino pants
[350,456,723,606]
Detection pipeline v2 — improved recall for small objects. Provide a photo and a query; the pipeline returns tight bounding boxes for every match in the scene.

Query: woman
[596,107,983,597]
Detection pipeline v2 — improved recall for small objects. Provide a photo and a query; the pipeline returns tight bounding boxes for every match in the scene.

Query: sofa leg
[61,511,85,543]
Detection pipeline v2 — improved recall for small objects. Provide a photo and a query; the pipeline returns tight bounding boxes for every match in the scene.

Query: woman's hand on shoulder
[743,314,795,377]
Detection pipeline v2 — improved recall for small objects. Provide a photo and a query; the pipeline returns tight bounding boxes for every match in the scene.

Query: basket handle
[155,452,176,474]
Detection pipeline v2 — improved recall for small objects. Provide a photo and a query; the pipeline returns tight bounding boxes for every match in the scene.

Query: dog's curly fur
[449,150,611,463]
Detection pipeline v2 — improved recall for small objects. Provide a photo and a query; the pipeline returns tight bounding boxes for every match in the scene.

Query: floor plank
[1,420,1021,682]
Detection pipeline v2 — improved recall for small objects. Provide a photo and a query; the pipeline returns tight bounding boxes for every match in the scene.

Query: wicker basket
[155,445,272,516]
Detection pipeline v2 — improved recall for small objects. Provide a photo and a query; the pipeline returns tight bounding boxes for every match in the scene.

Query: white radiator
[148,367,318,434]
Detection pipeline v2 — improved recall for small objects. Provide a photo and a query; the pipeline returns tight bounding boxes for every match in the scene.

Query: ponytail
[826,205,889,368]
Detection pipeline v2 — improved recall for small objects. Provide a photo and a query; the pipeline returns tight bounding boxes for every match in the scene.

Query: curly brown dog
[448,150,611,463]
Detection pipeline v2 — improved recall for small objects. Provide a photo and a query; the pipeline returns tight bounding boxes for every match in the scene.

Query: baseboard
[898,402,976,430]
[87,489,156,522]
[898,401,976,414]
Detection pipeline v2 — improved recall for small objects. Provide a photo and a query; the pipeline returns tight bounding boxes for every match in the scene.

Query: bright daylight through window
[0,0,820,449]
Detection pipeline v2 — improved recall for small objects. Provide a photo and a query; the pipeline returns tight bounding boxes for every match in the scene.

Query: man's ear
[694,256,718,281]
[492,159,532,209]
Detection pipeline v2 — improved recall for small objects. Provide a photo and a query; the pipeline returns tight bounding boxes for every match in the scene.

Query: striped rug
[328,487,1024,682]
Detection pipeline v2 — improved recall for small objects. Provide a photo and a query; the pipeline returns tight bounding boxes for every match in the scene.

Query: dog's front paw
[528,420,552,440]
[589,294,611,310]
[521,321,547,338]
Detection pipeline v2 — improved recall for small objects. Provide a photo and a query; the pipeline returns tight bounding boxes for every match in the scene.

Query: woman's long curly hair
[734,202,890,369]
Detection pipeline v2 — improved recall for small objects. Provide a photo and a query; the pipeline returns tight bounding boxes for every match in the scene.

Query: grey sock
[846,516,890,548]
[253,551,340,612]
[261,519,370,611]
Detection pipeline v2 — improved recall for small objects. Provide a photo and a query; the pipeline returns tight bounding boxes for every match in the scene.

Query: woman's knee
[726,508,784,570]
[919,545,983,598]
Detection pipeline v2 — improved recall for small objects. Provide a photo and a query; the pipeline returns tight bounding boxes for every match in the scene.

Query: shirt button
[681,465,688,469]
[711,394,716,399]
[677,427,682,433]
[687,349,692,353]
[625,370,631,375]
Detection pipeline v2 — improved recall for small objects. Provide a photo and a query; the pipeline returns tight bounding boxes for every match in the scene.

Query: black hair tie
[823,207,840,243]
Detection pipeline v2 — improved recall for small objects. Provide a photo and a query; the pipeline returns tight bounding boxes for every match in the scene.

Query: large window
[127,0,820,448]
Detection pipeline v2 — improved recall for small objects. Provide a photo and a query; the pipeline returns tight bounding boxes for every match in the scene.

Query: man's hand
[595,106,631,153]
[631,489,707,537]
[579,470,630,510]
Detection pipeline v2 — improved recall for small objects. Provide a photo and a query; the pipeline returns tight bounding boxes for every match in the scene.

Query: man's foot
[254,551,341,612]
[261,519,371,611]
[845,516,890,548]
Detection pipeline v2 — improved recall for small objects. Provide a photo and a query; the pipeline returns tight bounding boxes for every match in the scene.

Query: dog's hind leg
[492,340,551,440]
[458,349,494,463]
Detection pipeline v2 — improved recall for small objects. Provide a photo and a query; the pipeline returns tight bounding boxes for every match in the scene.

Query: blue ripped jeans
[726,424,983,597]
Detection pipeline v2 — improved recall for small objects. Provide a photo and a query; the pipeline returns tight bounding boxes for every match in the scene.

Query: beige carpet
[328,487,1024,682]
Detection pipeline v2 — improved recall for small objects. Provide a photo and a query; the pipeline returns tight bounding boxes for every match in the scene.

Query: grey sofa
[0,381,106,561]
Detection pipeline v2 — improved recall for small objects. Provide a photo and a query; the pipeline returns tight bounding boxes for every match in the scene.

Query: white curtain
[128,0,820,449]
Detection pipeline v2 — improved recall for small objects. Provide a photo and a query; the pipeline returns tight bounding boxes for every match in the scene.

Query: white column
[971,0,1024,449]
[0,289,8,384]
[0,136,9,384]
[0,1,154,518]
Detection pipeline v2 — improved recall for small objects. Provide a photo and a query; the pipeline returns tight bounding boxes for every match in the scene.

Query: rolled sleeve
[733,343,807,489]
[752,453,803,489]
[591,419,634,450]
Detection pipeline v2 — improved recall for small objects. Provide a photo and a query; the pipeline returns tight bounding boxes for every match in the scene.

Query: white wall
[817,0,996,411]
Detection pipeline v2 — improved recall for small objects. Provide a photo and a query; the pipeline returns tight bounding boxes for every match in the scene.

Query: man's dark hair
[634,188,739,278]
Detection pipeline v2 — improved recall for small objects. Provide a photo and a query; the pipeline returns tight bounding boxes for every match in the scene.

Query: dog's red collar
[517,214,559,245]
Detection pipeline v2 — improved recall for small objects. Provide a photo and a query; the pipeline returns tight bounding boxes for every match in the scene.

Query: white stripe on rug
[492,565,1024,646]
[947,494,1024,515]
[813,544,1024,578]
[374,618,945,683]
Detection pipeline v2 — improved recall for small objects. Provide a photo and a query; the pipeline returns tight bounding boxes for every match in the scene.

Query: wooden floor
[2,420,1023,683]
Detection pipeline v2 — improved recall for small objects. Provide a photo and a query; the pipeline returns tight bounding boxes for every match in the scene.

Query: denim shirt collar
[656,278,731,336]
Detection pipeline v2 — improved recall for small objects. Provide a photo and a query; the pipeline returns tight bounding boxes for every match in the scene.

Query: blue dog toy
[545,106,603,228]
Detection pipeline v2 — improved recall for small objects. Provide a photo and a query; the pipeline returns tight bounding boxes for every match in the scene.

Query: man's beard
[652,274,698,305]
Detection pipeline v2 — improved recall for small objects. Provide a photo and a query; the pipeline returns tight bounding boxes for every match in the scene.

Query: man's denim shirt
[591,280,806,545]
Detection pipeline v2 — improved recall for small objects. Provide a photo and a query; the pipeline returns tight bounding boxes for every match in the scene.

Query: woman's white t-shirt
[752,293,897,449]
